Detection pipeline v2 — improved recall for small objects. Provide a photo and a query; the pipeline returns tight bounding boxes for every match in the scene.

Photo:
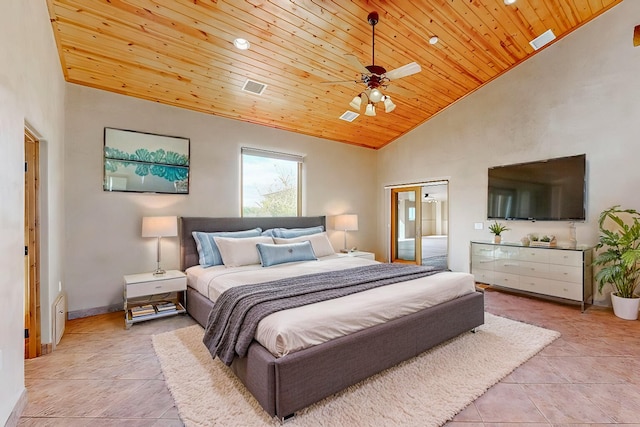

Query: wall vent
[241,79,268,95]
[339,111,360,122]
[53,293,66,347]
[529,29,556,50]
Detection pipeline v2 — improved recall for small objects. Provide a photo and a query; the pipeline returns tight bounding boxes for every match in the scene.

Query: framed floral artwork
[103,127,190,194]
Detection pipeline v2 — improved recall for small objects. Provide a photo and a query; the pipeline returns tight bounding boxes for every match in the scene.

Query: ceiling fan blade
[384,62,422,80]
[320,80,359,85]
[344,54,370,74]
[383,84,416,98]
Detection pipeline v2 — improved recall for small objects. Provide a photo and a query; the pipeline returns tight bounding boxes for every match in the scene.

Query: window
[241,147,302,217]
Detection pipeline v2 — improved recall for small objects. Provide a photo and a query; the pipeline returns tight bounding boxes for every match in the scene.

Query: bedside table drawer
[126,277,186,298]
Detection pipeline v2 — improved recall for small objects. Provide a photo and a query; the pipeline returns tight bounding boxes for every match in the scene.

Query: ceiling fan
[325,11,422,116]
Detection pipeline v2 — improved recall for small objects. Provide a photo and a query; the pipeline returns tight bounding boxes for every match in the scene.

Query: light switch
[474,222,484,230]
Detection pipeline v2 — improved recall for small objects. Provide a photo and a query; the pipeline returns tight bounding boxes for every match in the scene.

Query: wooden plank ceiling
[46,0,621,150]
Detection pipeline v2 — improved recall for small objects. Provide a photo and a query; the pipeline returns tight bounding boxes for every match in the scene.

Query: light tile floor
[19,288,640,426]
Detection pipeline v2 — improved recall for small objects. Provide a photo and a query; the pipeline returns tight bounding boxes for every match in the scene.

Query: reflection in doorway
[389,181,449,268]
[420,183,448,269]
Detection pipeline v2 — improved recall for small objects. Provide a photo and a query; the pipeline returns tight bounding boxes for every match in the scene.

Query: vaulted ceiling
[46,0,621,149]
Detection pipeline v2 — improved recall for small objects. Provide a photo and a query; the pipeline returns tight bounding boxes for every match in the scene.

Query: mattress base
[186,286,485,418]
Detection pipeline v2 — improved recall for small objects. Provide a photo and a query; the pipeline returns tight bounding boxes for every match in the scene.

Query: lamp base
[340,247,357,253]
[153,268,166,276]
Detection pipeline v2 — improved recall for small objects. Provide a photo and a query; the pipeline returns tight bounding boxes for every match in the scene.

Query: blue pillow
[192,228,262,267]
[272,226,324,238]
[256,241,317,267]
[261,228,277,237]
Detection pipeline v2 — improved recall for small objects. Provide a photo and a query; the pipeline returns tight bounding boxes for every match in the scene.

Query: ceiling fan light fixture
[504,0,516,4]
[383,96,396,113]
[365,103,376,116]
[429,36,439,45]
[233,38,250,50]
[369,88,384,103]
[349,95,363,110]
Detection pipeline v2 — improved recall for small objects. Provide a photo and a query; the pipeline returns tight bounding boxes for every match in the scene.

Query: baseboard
[41,343,52,355]
[67,303,122,320]
[5,388,27,427]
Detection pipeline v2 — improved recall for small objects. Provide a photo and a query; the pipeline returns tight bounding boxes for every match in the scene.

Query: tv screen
[487,154,586,221]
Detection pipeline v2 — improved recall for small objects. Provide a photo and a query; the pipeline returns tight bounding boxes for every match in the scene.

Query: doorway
[389,181,449,267]
[24,129,41,359]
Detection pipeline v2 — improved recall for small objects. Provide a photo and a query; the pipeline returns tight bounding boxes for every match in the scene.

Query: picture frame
[103,127,190,194]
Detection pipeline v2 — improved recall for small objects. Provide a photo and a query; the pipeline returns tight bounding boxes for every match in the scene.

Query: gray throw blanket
[203,263,446,365]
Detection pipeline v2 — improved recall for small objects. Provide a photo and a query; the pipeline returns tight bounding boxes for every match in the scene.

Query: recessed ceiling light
[504,0,516,4]
[429,36,439,45]
[233,38,250,50]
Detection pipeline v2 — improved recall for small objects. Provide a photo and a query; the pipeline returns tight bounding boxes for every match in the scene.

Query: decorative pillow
[192,228,262,267]
[214,235,273,267]
[261,228,277,237]
[274,232,335,257]
[256,241,317,267]
[272,226,325,238]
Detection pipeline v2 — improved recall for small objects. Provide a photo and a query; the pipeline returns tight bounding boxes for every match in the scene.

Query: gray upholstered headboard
[179,216,326,270]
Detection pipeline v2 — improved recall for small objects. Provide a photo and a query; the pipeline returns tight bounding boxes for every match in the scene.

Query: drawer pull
[155,285,162,289]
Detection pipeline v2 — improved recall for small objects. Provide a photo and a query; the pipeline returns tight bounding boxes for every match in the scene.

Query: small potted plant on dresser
[488,221,510,244]
[593,205,640,320]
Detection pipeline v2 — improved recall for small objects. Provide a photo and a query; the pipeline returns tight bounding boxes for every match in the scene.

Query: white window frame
[241,147,303,217]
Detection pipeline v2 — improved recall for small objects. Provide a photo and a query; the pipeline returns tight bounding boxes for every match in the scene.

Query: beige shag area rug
[152,313,559,427]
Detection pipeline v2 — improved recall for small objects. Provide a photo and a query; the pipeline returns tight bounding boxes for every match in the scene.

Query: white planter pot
[611,292,640,320]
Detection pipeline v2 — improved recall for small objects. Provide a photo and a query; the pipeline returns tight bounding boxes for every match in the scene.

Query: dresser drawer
[472,243,495,257]
[518,247,550,263]
[472,268,494,284]
[493,271,520,288]
[513,275,550,294]
[494,259,520,274]
[518,260,549,277]
[126,276,186,299]
[548,264,582,283]
[544,280,583,301]
[548,250,583,267]
[471,256,495,271]
[494,245,520,260]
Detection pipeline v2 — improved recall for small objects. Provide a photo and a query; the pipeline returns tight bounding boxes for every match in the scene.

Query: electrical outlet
[58,281,62,292]
[474,222,484,230]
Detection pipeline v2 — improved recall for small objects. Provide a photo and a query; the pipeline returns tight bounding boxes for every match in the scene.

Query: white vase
[611,292,640,320]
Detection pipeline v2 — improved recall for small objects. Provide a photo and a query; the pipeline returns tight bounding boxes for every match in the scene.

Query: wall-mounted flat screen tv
[487,154,586,221]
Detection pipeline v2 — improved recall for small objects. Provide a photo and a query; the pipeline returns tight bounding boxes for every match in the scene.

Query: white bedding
[187,255,476,357]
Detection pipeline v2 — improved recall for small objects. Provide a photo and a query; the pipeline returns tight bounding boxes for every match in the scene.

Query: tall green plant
[593,205,640,298]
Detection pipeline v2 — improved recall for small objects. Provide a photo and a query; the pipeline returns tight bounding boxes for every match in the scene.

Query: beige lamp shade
[142,216,178,238]
[334,214,358,253]
[334,214,358,231]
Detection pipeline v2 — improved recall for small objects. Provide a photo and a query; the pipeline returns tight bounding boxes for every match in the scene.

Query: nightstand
[123,270,187,328]
[337,250,375,260]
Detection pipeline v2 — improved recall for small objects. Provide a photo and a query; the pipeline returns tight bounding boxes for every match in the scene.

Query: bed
[179,216,485,420]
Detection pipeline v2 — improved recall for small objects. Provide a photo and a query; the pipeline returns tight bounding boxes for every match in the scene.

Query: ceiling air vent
[242,79,267,95]
[339,111,359,122]
[529,29,556,50]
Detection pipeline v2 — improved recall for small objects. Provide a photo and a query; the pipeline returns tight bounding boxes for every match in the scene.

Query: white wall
[0,1,66,424]
[377,1,640,305]
[64,85,377,313]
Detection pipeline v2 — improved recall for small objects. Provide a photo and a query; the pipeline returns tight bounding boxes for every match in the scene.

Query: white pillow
[273,232,335,257]
[213,236,273,267]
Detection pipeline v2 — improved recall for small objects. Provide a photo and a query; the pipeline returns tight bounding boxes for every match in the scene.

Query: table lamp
[334,214,358,253]
[142,216,178,275]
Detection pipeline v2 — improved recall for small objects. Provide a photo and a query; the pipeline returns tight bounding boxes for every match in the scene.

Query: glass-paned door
[391,186,421,264]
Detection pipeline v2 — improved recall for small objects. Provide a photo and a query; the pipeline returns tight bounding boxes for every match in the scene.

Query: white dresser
[470,241,593,311]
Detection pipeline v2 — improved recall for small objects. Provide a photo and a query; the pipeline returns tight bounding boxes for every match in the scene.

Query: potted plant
[593,205,640,320]
[488,221,510,244]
